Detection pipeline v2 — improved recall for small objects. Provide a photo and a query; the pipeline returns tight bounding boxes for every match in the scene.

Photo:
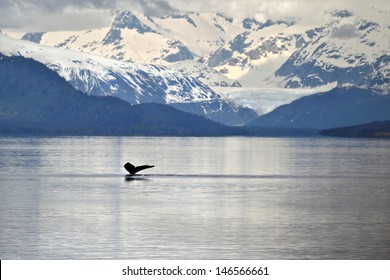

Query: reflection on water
[0,137,389,259]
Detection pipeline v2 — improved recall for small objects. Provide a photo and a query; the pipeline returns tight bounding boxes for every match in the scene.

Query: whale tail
[124,162,154,175]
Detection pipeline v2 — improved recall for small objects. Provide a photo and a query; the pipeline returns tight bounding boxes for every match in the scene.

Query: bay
[0,136,389,259]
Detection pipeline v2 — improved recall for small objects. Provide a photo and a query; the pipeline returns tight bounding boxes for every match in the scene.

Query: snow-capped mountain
[276,10,390,93]
[204,10,389,92]
[22,11,192,65]
[18,11,242,88]
[15,9,389,92]
[0,34,256,125]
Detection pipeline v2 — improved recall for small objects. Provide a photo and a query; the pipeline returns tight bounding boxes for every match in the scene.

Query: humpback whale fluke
[124,162,154,175]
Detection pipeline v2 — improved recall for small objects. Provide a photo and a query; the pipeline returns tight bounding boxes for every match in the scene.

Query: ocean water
[0,136,389,259]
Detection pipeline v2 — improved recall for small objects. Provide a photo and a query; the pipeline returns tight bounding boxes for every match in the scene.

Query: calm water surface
[0,136,389,259]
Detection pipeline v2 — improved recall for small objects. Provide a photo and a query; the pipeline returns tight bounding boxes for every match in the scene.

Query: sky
[1,0,389,32]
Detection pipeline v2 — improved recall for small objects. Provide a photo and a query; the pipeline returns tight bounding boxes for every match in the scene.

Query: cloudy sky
[1,0,388,32]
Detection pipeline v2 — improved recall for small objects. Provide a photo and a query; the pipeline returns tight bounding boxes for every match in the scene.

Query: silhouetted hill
[320,121,390,138]
[246,87,390,129]
[0,54,244,136]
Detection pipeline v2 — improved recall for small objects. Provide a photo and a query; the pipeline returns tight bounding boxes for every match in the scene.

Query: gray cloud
[331,24,361,39]
[1,0,389,32]
[153,0,389,18]
[0,0,115,12]
[0,0,115,31]
[135,0,178,17]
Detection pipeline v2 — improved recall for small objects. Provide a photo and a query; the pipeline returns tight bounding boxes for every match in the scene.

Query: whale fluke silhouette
[124,162,154,175]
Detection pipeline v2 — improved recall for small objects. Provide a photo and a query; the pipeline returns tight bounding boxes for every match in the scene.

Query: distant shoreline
[320,121,390,138]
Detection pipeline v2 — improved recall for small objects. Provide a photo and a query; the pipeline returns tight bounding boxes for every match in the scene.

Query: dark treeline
[320,121,390,138]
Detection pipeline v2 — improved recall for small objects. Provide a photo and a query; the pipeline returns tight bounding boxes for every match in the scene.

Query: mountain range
[11,8,389,92]
[1,8,389,135]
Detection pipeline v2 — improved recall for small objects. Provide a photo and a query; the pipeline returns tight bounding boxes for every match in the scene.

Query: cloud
[159,0,388,18]
[135,0,178,17]
[0,0,115,31]
[1,0,389,32]
[331,24,360,39]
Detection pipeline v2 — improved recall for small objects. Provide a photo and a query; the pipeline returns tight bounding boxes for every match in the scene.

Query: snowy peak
[331,9,354,18]
[242,18,263,30]
[102,11,156,46]
[111,10,155,33]
[165,14,198,28]
[21,32,45,43]
[242,18,294,31]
